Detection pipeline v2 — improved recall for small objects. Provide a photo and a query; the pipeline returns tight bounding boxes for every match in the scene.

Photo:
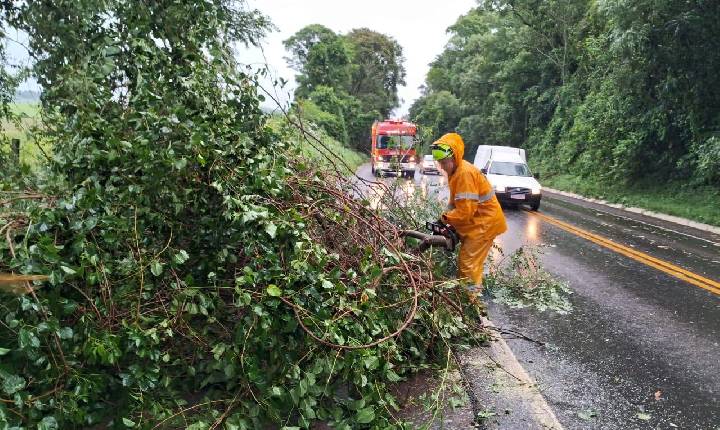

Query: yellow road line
[529,211,720,296]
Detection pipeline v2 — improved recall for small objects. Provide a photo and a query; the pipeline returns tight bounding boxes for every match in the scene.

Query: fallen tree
[0,2,486,428]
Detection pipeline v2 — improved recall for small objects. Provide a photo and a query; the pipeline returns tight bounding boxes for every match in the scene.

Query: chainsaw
[399,221,459,252]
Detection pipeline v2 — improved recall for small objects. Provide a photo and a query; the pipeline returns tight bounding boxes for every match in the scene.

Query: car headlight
[494,186,506,193]
[532,187,542,195]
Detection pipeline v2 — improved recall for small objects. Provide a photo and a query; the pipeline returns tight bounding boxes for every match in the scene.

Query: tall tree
[412,0,720,188]
[284,25,406,152]
[346,28,406,118]
[283,24,352,97]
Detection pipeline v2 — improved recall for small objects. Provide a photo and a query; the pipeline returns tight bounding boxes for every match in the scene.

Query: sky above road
[240,0,476,117]
[6,0,478,115]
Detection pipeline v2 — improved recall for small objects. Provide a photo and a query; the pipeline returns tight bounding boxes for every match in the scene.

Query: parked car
[473,145,542,210]
[420,154,440,175]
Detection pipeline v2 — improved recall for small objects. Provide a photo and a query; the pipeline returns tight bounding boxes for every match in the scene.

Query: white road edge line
[479,316,566,429]
[544,188,720,242]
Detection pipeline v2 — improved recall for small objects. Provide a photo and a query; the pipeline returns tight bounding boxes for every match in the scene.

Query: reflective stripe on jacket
[439,134,507,241]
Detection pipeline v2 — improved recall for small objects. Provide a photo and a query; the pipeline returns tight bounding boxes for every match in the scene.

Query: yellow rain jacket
[438,133,507,292]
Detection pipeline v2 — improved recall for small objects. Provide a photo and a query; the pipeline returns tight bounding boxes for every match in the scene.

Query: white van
[473,145,542,210]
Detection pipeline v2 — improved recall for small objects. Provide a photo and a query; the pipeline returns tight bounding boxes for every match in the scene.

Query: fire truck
[370,119,418,178]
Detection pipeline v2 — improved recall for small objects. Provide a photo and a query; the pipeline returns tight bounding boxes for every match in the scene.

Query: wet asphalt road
[355,164,720,429]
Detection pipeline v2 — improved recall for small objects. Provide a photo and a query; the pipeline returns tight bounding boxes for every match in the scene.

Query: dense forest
[410,0,720,189]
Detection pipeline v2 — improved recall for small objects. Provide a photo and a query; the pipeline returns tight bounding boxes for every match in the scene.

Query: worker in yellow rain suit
[432,133,507,299]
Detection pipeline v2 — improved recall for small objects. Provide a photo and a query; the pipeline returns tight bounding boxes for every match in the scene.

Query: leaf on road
[637,412,652,421]
[476,410,496,423]
[578,409,598,420]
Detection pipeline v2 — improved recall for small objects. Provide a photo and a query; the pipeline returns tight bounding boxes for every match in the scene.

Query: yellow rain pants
[436,133,507,295]
[458,238,495,294]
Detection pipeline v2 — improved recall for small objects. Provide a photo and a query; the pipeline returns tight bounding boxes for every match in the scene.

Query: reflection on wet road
[354,163,720,429]
[352,163,447,212]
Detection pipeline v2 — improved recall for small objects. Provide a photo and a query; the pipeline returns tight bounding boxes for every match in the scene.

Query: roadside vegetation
[268,115,366,174]
[0,102,48,168]
[543,175,720,227]
[410,0,720,226]
[0,3,483,428]
[284,25,406,153]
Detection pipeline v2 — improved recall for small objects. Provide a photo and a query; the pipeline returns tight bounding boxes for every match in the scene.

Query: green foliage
[284,25,406,152]
[409,91,463,149]
[410,0,720,190]
[543,174,720,227]
[346,28,406,118]
[485,246,572,314]
[0,13,31,178]
[284,24,353,98]
[0,2,483,429]
[267,113,366,174]
[302,85,379,151]
[0,103,49,169]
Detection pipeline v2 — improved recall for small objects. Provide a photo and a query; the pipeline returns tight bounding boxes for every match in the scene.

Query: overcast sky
[7,1,477,114]
[240,0,476,117]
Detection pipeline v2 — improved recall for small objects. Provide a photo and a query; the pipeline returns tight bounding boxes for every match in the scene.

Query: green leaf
[18,328,40,349]
[57,327,73,340]
[173,158,188,170]
[578,409,597,420]
[476,410,496,422]
[37,416,58,430]
[355,407,375,424]
[60,265,76,275]
[1,374,26,395]
[173,250,190,265]
[637,412,651,421]
[150,260,163,277]
[0,347,10,356]
[122,418,136,427]
[265,222,277,238]
[386,368,401,382]
[363,356,379,370]
[348,398,365,411]
[266,284,282,297]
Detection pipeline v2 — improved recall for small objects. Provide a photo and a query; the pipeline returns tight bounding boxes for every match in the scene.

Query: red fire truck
[370,119,418,178]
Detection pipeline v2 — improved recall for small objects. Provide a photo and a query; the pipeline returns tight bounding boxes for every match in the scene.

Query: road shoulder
[544,188,720,236]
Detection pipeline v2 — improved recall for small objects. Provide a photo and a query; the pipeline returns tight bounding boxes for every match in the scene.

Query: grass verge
[543,174,720,227]
[268,115,366,173]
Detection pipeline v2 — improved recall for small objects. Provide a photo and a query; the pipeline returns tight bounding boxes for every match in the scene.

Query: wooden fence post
[11,138,20,161]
